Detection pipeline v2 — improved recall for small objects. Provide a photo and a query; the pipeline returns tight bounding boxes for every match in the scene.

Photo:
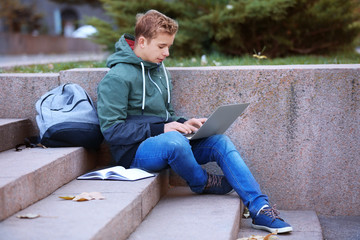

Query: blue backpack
[35,83,103,149]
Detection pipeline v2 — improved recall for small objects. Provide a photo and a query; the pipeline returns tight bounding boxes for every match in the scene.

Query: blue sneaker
[202,173,233,195]
[252,206,293,233]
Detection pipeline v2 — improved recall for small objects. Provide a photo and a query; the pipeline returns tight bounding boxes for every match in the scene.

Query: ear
[138,36,146,48]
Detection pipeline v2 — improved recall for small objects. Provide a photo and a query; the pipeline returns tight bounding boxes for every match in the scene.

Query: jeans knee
[211,134,232,146]
[208,134,238,159]
[164,131,190,152]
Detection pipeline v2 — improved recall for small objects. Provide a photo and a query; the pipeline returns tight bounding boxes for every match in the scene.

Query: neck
[133,45,142,58]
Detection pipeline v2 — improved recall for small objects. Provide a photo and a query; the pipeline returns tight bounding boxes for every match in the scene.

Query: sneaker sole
[251,223,293,233]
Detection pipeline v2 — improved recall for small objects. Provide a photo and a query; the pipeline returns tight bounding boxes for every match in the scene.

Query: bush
[209,0,360,57]
[89,0,360,57]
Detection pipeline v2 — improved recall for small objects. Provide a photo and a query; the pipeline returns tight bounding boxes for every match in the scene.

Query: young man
[97,9,292,234]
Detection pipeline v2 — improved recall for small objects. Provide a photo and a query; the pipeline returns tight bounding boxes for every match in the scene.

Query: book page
[77,166,155,181]
[113,168,155,181]
[77,166,124,180]
[77,168,108,180]
[103,166,126,178]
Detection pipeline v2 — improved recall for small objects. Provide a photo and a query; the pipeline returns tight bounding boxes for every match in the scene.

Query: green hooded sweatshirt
[97,34,185,168]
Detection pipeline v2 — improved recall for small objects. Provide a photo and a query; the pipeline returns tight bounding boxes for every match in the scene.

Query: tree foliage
[49,0,101,7]
[0,0,43,33]
[89,0,360,57]
[211,0,360,56]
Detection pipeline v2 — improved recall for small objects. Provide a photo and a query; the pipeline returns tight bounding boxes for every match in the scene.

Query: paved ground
[319,215,360,240]
[0,52,108,68]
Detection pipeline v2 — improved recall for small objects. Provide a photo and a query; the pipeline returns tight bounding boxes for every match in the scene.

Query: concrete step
[238,210,323,240]
[0,171,168,240]
[0,147,97,221]
[0,118,32,152]
[319,215,360,240]
[128,187,243,240]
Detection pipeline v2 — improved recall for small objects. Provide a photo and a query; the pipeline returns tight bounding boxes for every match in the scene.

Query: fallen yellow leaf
[252,54,267,59]
[264,232,278,240]
[59,192,105,202]
[59,195,75,200]
[237,231,278,240]
[74,197,90,202]
[72,192,105,201]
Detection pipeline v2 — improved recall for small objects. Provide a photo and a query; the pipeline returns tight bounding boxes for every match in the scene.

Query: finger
[198,118,207,123]
[169,122,192,134]
[185,124,199,133]
[191,118,206,128]
[187,118,202,128]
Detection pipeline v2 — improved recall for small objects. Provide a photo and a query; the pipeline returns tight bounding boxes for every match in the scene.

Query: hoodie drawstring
[140,62,171,116]
[140,62,146,114]
[162,62,171,106]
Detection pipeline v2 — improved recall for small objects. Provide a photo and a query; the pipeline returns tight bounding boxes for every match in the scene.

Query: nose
[163,47,170,57]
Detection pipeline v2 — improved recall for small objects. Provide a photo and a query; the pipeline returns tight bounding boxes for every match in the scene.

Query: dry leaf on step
[59,195,75,200]
[89,192,105,200]
[243,207,250,218]
[237,232,278,240]
[73,192,93,201]
[59,192,105,201]
[72,192,105,201]
[16,213,40,219]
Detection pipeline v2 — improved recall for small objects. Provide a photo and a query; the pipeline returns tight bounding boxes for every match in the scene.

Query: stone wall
[0,65,359,215]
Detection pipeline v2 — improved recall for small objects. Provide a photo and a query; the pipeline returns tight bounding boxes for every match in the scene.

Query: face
[137,32,175,63]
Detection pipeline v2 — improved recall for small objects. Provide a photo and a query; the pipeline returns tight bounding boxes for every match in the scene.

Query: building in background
[0,0,110,55]
[0,0,109,37]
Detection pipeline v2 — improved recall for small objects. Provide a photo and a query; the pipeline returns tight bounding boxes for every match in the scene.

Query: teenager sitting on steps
[96,9,293,234]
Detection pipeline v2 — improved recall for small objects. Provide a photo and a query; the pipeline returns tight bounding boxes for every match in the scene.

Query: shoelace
[260,205,284,222]
[206,174,222,188]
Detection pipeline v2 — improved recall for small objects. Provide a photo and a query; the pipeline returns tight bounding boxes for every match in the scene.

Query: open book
[77,166,155,181]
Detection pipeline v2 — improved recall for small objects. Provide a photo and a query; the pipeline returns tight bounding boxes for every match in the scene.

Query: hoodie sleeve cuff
[177,118,187,124]
[150,123,164,136]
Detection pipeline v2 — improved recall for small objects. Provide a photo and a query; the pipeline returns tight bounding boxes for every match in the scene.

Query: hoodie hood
[107,34,158,69]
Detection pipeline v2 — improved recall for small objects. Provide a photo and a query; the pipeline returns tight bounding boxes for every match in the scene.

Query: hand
[164,118,207,134]
[164,121,193,134]
[184,118,207,133]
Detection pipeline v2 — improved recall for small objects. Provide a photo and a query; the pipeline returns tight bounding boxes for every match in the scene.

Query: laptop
[184,103,250,140]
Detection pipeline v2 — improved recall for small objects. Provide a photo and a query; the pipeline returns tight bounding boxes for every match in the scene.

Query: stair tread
[0,147,97,221]
[0,147,81,180]
[0,118,32,152]
[238,210,323,240]
[128,187,242,240]
[0,173,165,240]
[0,118,27,124]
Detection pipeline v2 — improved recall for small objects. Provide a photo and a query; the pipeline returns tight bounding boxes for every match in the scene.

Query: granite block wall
[169,65,359,216]
[0,65,359,215]
[0,73,59,136]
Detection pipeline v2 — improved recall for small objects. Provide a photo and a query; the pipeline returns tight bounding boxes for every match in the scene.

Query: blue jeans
[130,131,269,218]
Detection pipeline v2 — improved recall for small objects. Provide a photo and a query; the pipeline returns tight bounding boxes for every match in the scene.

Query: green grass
[1,50,359,73]
[0,61,107,73]
[166,50,360,67]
